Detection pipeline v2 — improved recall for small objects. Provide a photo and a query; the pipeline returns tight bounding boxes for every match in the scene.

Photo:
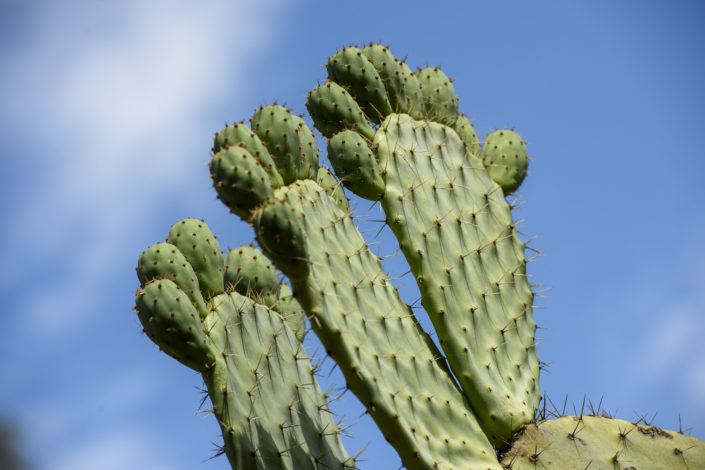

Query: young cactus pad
[135,219,354,470]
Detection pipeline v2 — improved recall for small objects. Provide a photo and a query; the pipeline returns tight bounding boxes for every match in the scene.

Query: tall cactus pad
[501,416,705,469]
[325,110,538,445]
[136,219,355,470]
[482,129,529,195]
[311,43,538,444]
[254,180,501,470]
[376,114,538,445]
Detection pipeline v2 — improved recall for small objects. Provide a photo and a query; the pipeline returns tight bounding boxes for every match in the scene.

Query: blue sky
[1,1,704,468]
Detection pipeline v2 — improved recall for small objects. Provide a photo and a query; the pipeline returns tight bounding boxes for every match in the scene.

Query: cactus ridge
[135,219,355,470]
[254,180,501,470]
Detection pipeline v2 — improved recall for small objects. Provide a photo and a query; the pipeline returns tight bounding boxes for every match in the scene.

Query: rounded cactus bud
[223,245,279,298]
[306,81,375,140]
[416,66,460,125]
[213,121,283,188]
[136,242,207,318]
[166,218,224,301]
[136,279,215,372]
[210,146,275,220]
[250,105,319,184]
[362,43,423,119]
[482,129,529,194]
[327,130,385,201]
[326,46,392,124]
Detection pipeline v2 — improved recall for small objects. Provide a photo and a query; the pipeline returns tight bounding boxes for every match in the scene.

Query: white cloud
[1,0,285,334]
[53,429,175,470]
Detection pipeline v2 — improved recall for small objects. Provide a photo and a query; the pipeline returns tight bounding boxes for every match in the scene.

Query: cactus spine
[132,44,705,469]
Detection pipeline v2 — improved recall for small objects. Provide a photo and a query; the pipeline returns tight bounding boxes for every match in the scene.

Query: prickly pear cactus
[135,219,355,470]
[307,44,538,446]
[210,104,501,469]
[132,43,705,470]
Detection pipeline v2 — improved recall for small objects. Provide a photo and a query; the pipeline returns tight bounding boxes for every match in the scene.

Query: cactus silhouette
[133,45,705,469]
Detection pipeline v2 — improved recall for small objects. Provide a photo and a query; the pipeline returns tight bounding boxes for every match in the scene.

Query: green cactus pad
[327,130,385,200]
[210,146,275,220]
[452,114,481,158]
[362,44,424,119]
[254,180,501,470]
[223,245,279,297]
[250,105,319,184]
[416,66,460,125]
[137,221,355,470]
[136,279,215,372]
[203,292,355,470]
[213,121,284,188]
[136,242,208,318]
[482,129,529,195]
[167,218,224,300]
[255,199,309,279]
[326,46,393,124]
[316,167,349,212]
[501,415,705,469]
[375,114,538,446]
[306,82,375,140]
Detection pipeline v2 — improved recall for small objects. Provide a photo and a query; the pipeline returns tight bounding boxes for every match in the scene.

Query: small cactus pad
[326,46,393,124]
[501,415,705,469]
[362,44,423,119]
[327,130,385,200]
[253,180,501,470]
[136,279,215,372]
[416,66,460,125]
[213,121,284,187]
[482,129,529,195]
[136,242,208,319]
[209,146,275,220]
[167,218,224,300]
[223,245,279,296]
[250,105,319,184]
[306,82,375,140]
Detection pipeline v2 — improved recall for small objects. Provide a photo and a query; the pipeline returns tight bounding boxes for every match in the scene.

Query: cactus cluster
[133,44,705,469]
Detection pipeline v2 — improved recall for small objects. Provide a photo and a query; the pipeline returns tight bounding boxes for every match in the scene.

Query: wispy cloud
[1,0,283,334]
